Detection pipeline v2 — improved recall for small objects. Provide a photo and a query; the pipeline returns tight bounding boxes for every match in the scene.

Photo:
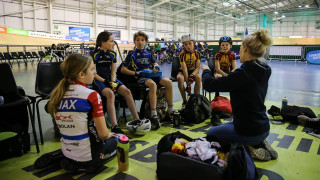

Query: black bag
[0,130,30,160]
[182,94,211,124]
[281,105,317,122]
[157,132,258,180]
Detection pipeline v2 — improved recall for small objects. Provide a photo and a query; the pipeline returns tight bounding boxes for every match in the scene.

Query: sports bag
[182,94,211,123]
[156,131,258,180]
[281,105,316,122]
[211,96,232,114]
[145,88,167,120]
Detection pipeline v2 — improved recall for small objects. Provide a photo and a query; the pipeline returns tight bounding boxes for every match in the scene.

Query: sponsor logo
[55,115,73,121]
[59,99,78,110]
[57,124,75,128]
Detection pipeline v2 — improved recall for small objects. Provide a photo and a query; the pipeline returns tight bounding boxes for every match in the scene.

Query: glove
[135,71,142,78]
[103,79,112,88]
[110,81,119,91]
[154,65,160,70]
[188,74,195,84]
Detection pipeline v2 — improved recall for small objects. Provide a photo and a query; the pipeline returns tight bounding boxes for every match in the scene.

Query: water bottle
[117,135,129,172]
[0,96,4,105]
[173,110,180,128]
[282,97,288,109]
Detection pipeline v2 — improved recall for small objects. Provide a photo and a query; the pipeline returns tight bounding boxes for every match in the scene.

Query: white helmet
[181,34,195,43]
[126,119,151,135]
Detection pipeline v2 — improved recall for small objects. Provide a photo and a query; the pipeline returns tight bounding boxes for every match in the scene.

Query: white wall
[0,0,320,42]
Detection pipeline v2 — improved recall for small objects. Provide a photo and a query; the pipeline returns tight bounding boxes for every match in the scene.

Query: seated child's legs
[194,73,201,94]
[101,88,117,127]
[142,78,158,110]
[177,73,187,102]
[117,85,139,120]
[159,78,173,107]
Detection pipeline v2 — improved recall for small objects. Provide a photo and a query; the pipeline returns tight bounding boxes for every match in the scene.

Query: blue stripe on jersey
[61,133,89,140]
[58,98,91,112]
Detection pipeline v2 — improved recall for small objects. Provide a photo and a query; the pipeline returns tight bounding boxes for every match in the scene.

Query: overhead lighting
[298,5,302,8]
[274,11,278,14]
[250,10,253,12]
[305,5,309,8]
[282,15,285,18]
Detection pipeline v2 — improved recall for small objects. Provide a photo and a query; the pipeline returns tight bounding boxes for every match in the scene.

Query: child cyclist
[214,36,237,97]
[215,36,237,77]
[93,31,143,134]
[177,34,201,109]
[47,54,117,172]
[121,31,174,130]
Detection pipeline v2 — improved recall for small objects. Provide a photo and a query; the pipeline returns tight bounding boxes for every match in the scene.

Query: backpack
[281,105,317,123]
[211,96,232,115]
[156,131,258,180]
[182,94,211,124]
[145,88,167,120]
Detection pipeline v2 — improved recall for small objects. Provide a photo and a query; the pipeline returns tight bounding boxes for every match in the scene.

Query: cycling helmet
[219,36,232,45]
[181,34,195,43]
[126,119,151,135]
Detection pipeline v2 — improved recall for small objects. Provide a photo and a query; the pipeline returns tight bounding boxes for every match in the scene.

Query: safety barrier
[267,45,303,61]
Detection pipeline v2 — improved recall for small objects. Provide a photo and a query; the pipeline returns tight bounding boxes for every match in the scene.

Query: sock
[151,109,157,117]
[167,105,174,114]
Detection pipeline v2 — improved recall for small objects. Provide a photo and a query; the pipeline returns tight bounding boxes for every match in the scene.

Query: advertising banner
[66,27,90,41]
[0,26,7,34]
[306,50,320,64]
[29,31,65,39]
[7,28,29,36]
[108,30,121,40]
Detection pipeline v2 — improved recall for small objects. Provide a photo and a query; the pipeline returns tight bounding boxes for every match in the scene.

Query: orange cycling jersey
[179,49,200,71]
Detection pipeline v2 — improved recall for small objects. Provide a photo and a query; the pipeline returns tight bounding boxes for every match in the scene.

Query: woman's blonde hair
[47,54,92,116]
[242,29,272,58]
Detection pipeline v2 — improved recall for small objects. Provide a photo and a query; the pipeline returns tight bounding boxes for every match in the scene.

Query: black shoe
[162,111,173,122]
[60,159,98,173]
[111,125,125,135]
[211,114,222,126]
[151,115,161,130]
[34,149,64,169]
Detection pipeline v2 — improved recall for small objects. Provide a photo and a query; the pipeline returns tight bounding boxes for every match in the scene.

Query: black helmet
[219,36,232,45]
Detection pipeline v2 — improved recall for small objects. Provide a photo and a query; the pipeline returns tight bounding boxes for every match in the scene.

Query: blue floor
[8,59,320,143]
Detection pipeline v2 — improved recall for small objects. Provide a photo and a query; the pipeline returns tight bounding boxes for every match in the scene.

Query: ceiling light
[250,10,253,12]
[298,5,302,8]
[274,11,278,14]
[282,15,285,18]
[305,5,309,8]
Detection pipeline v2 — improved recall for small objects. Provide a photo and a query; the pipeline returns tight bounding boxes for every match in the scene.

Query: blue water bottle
[282,97,288,109]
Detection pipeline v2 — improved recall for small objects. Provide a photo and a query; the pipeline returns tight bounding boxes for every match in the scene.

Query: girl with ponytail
[48,54,117,172]
[93,31,143,134]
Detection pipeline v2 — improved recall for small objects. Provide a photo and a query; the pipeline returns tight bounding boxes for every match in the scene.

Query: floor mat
[0,100,319,180]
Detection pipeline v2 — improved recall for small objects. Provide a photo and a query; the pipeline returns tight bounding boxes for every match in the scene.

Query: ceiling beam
[171,5,200,15]
[145,0,170,10]
[235,0,259,11]
[97,0,117,11]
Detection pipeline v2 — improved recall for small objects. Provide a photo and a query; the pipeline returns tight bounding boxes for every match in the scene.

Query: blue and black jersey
[93,49,117,81]
[124,49,155,71]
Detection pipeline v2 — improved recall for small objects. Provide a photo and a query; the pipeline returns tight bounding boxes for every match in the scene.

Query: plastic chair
[203,57,215,101]
[0,63,39,153]
[0,52,5,63]
[3,52,13,67]
[170,56,180,82]
[34,62,63,144]
[18,52,28,66]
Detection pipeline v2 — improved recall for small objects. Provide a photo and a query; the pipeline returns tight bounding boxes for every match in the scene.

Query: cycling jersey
[214,51,236,71]
[124,49,155,72]
[55,81,104,162]
[179,49,200,71]
[94,49,117,81]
